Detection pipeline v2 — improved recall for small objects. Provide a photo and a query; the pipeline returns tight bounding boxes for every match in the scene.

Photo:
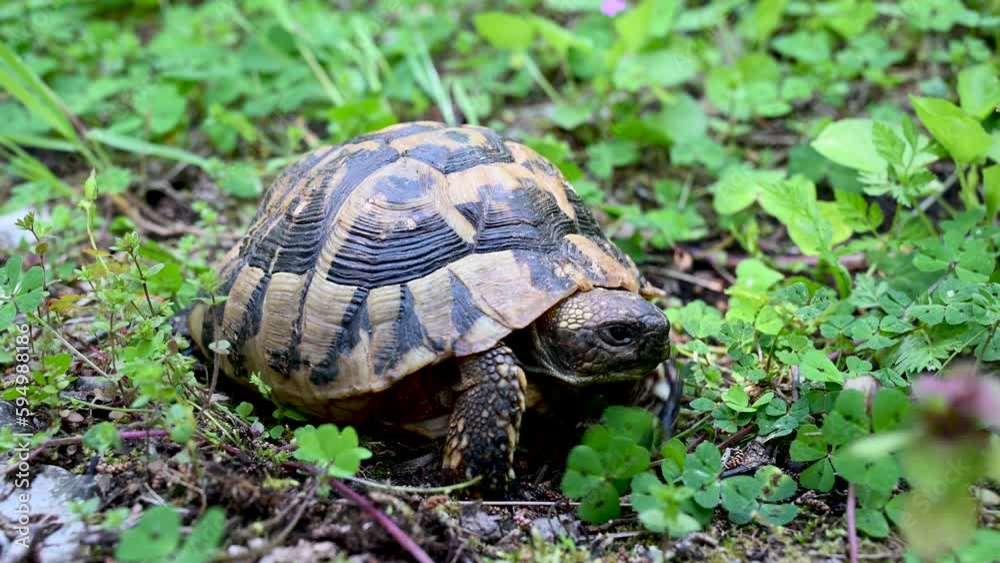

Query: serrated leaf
[872,121,906,168]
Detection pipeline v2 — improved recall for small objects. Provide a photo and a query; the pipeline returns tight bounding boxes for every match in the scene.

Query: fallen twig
[284,461,434,563]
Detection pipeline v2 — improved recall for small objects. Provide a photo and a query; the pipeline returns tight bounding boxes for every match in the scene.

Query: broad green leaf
[871,388,910,432]
[659,438,686,481]
[176,507,226,563]
[721,476,761,524]
[855,507,890,538]
[711,165,784,215]
[957,64,1000,120]
[757,503,798,526]
[812,119,886,173]
[800,458,835,491]
[560,469,604,499]
[115,505,182,562]
[790,424,827,461]
[604,436,651,479]
[578,481,621,523]
[83,422,122,453]
[800,349,845,384]
[613,49,698,92]
[910,95,991,164]
[755,465,797,502]
[473,13,535,50]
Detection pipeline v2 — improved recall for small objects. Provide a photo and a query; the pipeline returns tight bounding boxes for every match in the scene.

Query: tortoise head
[527,288,670,385]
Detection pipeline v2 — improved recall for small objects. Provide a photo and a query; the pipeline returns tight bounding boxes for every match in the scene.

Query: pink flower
[913,372,1000,431]
[601,0,628,17]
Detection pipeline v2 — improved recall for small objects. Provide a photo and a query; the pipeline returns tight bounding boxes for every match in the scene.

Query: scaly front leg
[443,344,527,492]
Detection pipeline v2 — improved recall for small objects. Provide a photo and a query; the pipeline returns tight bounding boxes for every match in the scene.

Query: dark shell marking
[190,121,646,418]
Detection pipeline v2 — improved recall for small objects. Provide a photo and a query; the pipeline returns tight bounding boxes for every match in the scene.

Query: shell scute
[191,122,649,410]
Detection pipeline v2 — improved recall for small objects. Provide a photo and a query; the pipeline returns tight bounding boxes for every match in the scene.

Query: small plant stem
[284,461,434,563]
[199,295,223,426]
[847,482,859,563]
[343,475,481,495]
[130,251,156,316]
[670,414,711,442]
[522,55,564,105]
[330,479,434,563]
[31,313,111,378]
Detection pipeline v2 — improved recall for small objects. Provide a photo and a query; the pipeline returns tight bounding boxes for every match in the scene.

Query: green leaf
[872,121,906,168]
[721,476,761,524]
[134,84,186,136]
[602,406,656,445]
[567,445,604,476]
[757,503,798,526]
[711,166,785,215]
[578,480,621,523]
[659,438,686,481]
[612,49,697,92]
[560,469,604,499]
[216,162,261,198]
[115,505,182,562]
[473,12,535,50]
[790,424,827,462]
[293,424,372,478]
[957,64,1000,120]
[0,302,15,332]
[755,465,797,502]
[166,403,195,444]
[604,436,651,479]
[871,388,910,432]
[83,422,122,453]
[910,95,991,164]
[811,119,886,173]
[855,507,890,538]
[176,507,226,563]
[800,349,845,384]
[800,459,835,492]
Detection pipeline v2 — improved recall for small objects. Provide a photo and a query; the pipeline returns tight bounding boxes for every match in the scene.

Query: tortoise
[188,121,679,488]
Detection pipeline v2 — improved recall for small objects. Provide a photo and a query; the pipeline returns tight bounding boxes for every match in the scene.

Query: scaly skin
[443,344,526,491]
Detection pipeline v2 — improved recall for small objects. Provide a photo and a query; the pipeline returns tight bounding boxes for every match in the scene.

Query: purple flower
[913,371,1000,432]
[601,0,628,17]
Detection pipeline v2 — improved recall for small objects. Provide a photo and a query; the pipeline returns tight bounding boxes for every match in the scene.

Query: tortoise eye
[599,324,639,346]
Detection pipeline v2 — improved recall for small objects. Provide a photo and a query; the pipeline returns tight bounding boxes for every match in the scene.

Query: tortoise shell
[189,121,655,417]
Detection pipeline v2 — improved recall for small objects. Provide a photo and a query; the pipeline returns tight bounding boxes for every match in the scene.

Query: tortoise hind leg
[443,344,526,491]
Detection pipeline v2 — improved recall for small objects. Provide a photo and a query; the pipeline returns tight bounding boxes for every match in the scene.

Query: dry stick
[283,461,433,563]
[847,482,860,563]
